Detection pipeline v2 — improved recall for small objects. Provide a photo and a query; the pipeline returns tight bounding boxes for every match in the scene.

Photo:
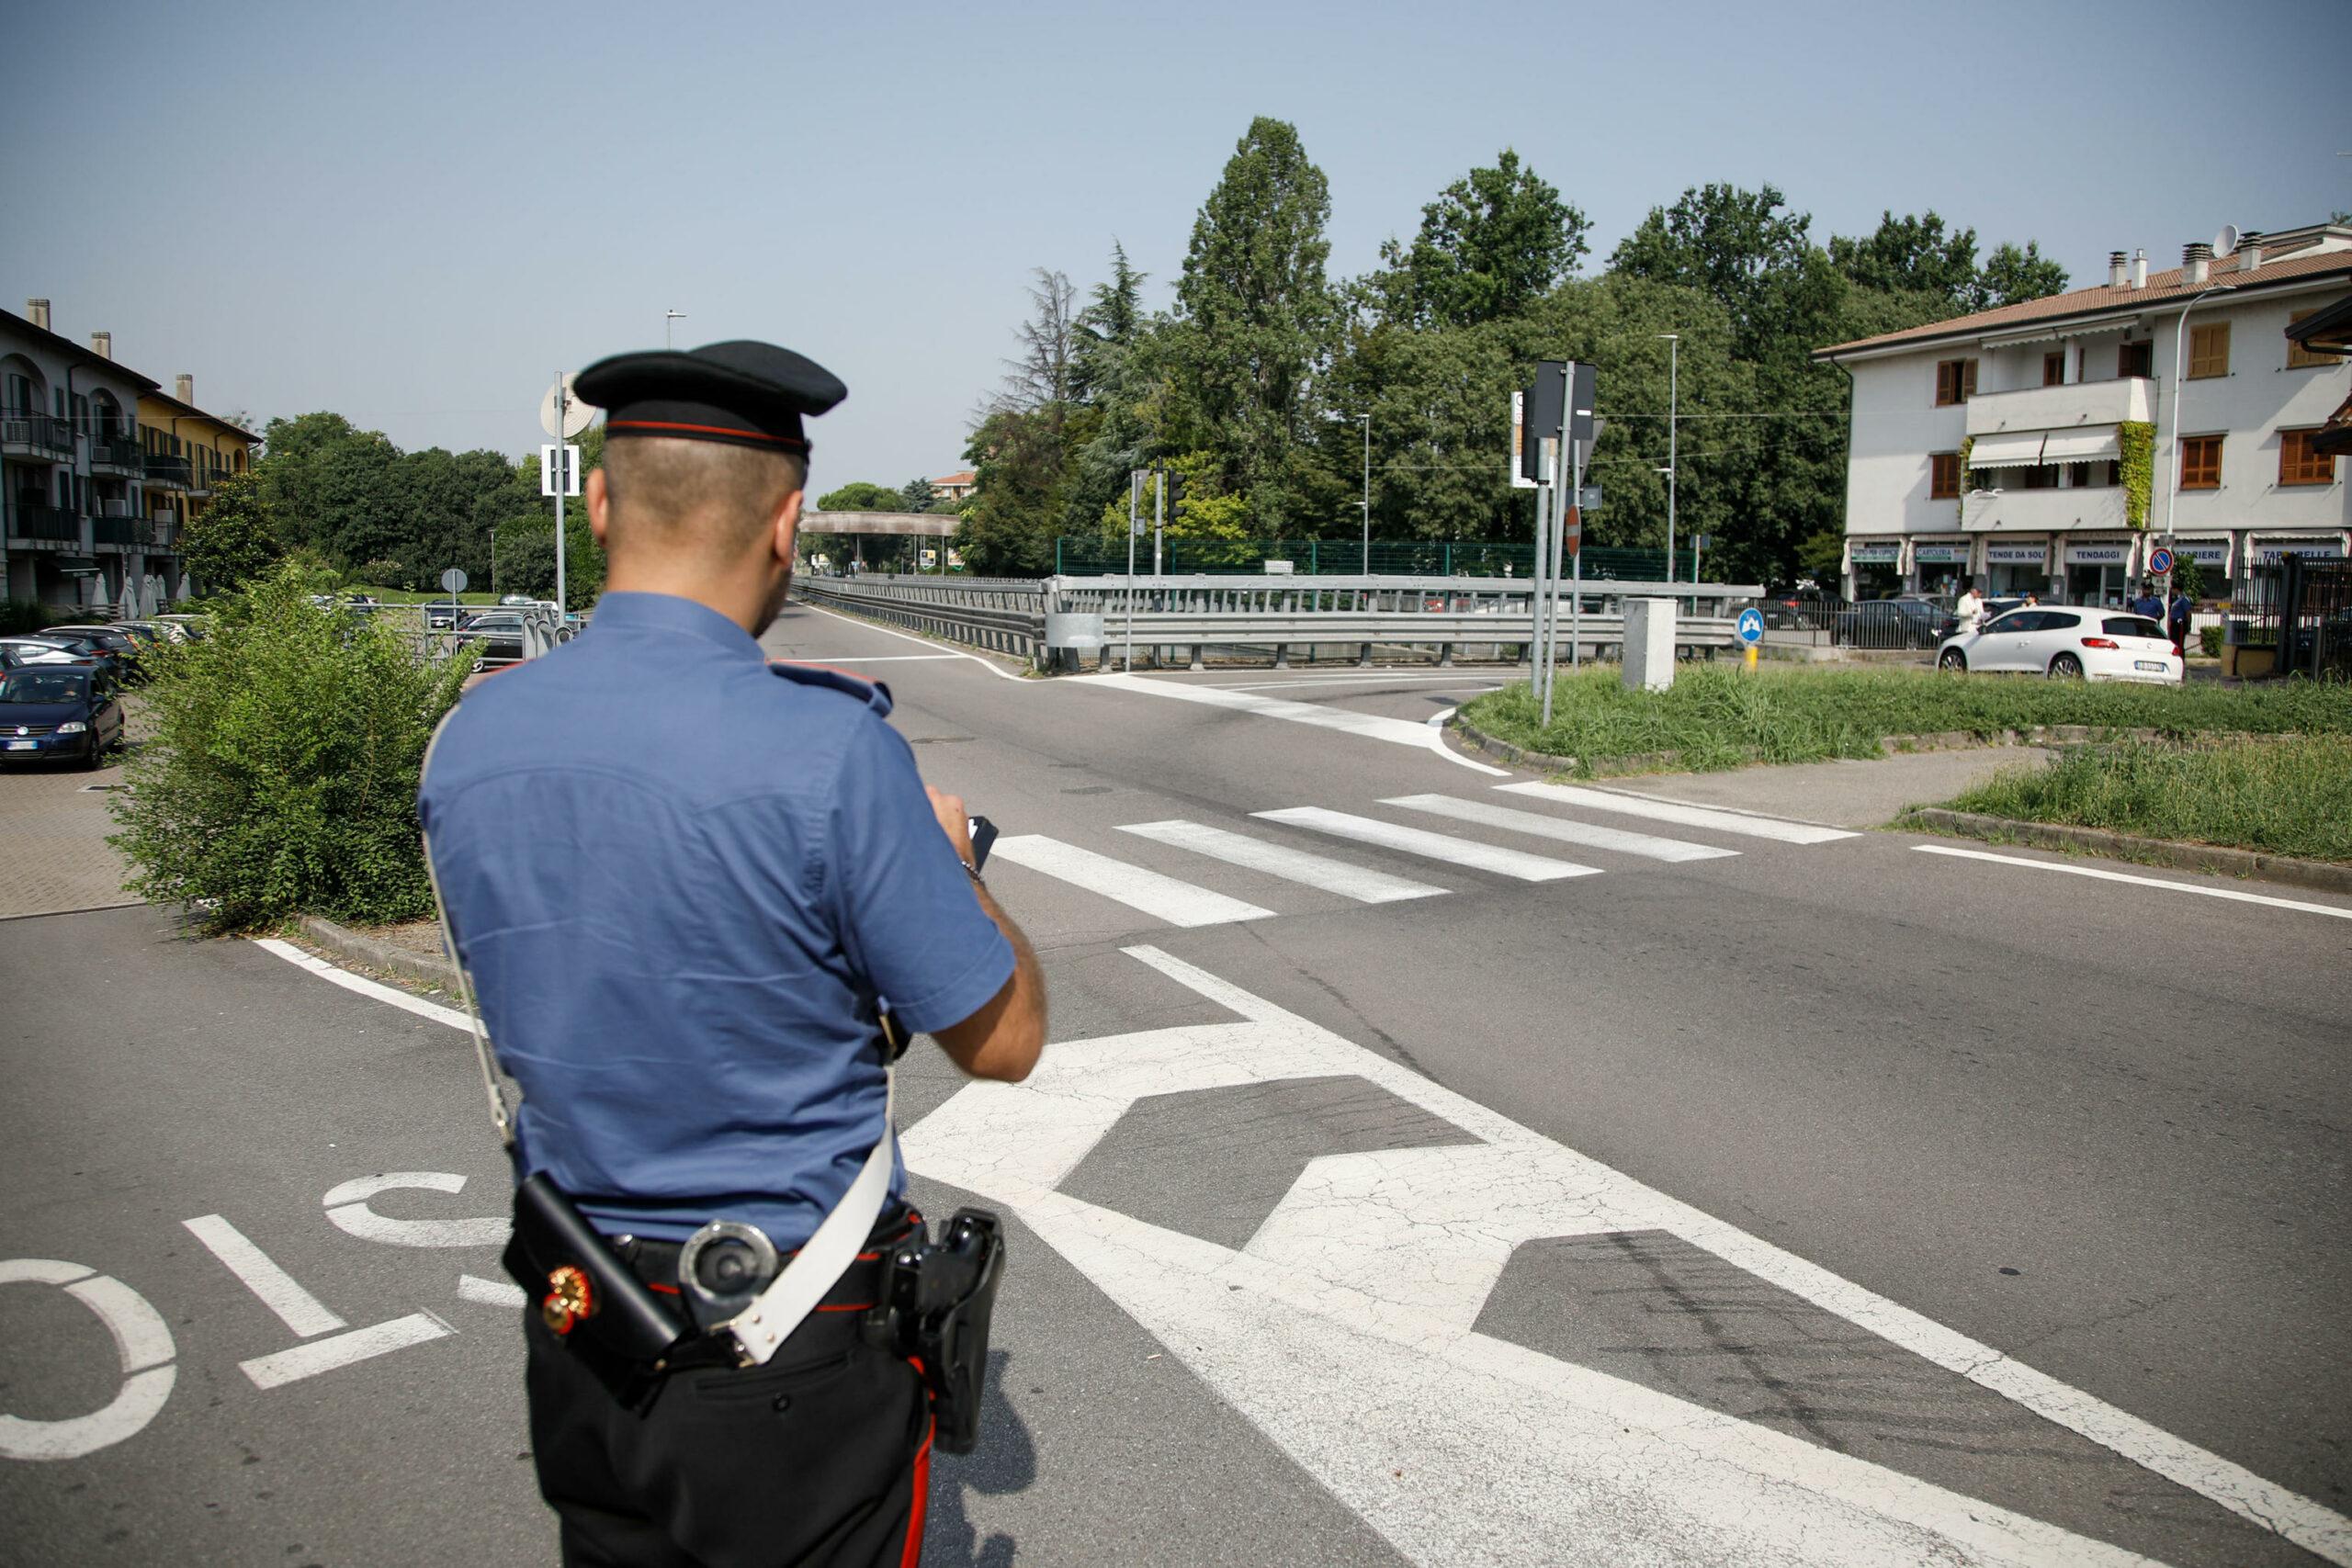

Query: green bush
[108,563,476,932]
[2199,626,2222,659]
[1,598,55,635]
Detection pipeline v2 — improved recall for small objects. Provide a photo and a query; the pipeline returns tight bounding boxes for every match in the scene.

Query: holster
[503,1172,695,1413]
[879,1207,1006,1455]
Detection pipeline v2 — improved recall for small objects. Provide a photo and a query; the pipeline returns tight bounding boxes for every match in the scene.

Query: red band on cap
[607,419,810,453]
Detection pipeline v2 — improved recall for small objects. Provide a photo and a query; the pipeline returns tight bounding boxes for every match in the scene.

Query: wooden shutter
[2279,428,2337,486]
[1930,453,1960,499]
[1935,361,1957,405]
[1961,359,1978,400]
[2119,341,2153,378]
[2287,312,2329,370]
[2043,352,2065,386]
[2180,435,2222,490]
[2188,322,2230,379]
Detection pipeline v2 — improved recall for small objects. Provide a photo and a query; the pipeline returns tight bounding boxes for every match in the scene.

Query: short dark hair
[601,436,806,558]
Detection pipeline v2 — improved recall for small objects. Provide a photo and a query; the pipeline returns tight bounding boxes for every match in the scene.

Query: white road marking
[322,1172,511,1248]
[1210,675,1505,694]
[183,1214,346,1337]
[1423,706,1512,776]
[991,835,1274,927]
[1498,781,1860,844]
[0,1259,176,1461]
[1914,843,2352,919]
[1385,793,1740,863]
[239,1312,452,1391]
[458,1274,527,1309]
[793,601,1031,682]
[797,654,966,663]
[1073,671,1441,748]
[1251,807,1598,882]
[902,946,2351,1567]
[1116,819,1448,904]
[253,938,473,1032]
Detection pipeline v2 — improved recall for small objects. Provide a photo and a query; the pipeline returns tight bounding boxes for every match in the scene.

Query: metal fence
[795,573,1761,671]
[1758,595,1961,651]
[2233,557,2352,681]
[350,600,576,671]
[1050,536,1702,582]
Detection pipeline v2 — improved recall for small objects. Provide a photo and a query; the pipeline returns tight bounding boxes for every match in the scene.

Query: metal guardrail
[795,573,1761,671]
[351,600,577,670]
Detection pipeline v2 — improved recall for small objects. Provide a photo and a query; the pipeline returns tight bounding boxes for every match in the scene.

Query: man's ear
[770,487,804,567]
[585,467,612,547]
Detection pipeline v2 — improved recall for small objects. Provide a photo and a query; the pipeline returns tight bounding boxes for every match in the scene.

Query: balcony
[1960,485,2129,535]
[142,453,192,489]
[1965,377,2154,439]
[87,433,143,474]
[6,502,83,543]
[93,516,154,548]
[1,413,75,459]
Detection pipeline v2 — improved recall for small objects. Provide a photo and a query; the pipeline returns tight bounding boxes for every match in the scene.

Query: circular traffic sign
[2148,547,2175,575]
[1736,607,1765,646]
[539,374,590,439]
[440,568,469,594]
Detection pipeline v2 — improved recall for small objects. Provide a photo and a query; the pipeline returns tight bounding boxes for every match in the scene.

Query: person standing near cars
[1953,581,1985,630]
[2168,583,2194,657]
[420,339,1048,1567]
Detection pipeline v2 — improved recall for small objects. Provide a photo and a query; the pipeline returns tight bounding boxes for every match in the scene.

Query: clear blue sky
[6,0,2344,488]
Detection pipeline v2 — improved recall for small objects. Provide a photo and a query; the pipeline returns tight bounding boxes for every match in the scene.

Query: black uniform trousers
[522,1277,932,1566]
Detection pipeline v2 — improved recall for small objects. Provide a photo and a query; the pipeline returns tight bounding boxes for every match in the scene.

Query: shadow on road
[922,1349,1034,1567]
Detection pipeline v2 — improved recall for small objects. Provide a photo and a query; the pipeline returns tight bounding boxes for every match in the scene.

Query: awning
[2040,428,2121,464]
[1967,432,2046,468]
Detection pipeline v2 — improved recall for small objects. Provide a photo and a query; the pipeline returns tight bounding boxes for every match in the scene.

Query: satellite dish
[539,373,592,439]
[2212,225,2242,258]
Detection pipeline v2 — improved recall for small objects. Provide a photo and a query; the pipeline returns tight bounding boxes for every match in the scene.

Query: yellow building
[137,375,257,595]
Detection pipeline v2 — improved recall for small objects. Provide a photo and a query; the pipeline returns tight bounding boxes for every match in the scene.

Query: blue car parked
[0,667,125,769]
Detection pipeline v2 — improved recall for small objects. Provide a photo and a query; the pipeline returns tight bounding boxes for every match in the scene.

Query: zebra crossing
[989,783,1860,928]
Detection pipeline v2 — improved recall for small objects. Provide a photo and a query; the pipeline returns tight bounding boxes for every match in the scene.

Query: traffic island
[295,915,462,996]
[1897,808,2352,896]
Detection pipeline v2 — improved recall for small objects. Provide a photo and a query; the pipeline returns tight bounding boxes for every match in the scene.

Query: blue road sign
[2149,547,2175,575]
[1736,607,1765,646]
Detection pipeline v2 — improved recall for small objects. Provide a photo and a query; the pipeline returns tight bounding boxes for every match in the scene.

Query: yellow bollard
[1745,645,1758,673]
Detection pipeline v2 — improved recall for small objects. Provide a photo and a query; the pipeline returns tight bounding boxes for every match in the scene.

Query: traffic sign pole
[1736,605,1765,673]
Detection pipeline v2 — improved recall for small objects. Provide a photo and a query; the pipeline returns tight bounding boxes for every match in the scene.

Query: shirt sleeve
[829,716,1015,1036]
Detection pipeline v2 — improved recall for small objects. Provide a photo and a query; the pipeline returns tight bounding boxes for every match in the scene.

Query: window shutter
[1961,359,1978,399]
[2287,312,2327,370]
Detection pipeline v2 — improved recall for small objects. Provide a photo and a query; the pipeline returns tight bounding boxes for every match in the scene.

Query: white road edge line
[1913,843,2352,919]
[793,601,1032,682]
[253,938,473,1032]
[1424,706,1511,777]
[1108,943,2352,1565]
[239,1312,452,1391]
[183,1214,346,1337]
[458,1274,528,1309]
[797,654,967,663]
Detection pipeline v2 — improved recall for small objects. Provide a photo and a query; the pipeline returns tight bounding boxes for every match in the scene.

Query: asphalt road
[2,600,2345,1567]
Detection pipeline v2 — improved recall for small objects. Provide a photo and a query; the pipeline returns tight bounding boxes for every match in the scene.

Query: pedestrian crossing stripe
[1250,807,1600,882]
[989,835,1275,927]
[1497,782,1860,844]
[1382,794,1740,863]
[1115,820,1446,904]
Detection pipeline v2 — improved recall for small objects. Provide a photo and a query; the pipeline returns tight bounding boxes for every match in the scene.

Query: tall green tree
[1829,210,1981,304]
[1168,116,1341,533]
[1370,150,1589,330]
[1973,241,2069,308]
[899,476,936,513]
[181,469,283,593]
[815,481,910,512]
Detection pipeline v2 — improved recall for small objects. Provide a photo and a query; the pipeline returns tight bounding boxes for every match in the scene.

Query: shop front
[1847,538,1902,598]
[2247,533,2348,567]
[1909,539,1968,596]
[2168,536,2232,598]
[1980,539,2050,597]
[2061,537,2136,606]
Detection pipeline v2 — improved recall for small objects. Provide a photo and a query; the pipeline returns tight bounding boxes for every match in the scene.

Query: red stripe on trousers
[899,1416,935,1568]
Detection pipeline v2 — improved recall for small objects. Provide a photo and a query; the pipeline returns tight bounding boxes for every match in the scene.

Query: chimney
[89,331,113,360]
[26,298,51,332]
[2108,251,2128,288]
[2183,243,2211,286]
[2132,249,2147,288]
[175,374,194,403]
[2238,235,2263,274]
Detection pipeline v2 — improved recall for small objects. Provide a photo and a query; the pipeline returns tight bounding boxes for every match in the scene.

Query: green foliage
[2199,625,2223,659]
[1461,664,2352,777]
[181,469,285,592]
[1956,435,1973,526]
[358,558,404,584]
[1941,737,2352,864]
[816,481,910,512]
[1975,241,2070,308]
[493,506,605,610]
[1369,149,1589,329]
[899,476,935,513]
[1,599,52,635]
[1829,210,1982,305]
[2170,555,2205,602]
[2117,422,2155,526]
[107,564,477,932]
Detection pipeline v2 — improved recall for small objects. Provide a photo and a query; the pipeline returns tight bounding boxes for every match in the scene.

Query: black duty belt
[615,1208,922,1329]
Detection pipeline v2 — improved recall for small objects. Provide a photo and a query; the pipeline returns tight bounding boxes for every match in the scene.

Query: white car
[1936,607,2182,682]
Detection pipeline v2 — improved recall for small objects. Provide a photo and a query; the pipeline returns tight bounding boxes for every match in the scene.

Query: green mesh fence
[1052,537,1697,581]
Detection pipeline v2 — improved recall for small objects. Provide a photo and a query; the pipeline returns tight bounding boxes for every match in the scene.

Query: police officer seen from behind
[419,340,1046,1567]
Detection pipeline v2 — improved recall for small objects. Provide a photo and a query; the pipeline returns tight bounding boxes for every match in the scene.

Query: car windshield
[1,671,89,704]
[2103,616,2167,638]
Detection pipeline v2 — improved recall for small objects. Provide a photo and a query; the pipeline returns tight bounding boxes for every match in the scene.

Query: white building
[1815,223,2352,605]
[2,301,170,613]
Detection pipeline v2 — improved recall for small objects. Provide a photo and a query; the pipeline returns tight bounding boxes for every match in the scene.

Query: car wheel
[2049,652,2084,680]
[1938,649,1967,672]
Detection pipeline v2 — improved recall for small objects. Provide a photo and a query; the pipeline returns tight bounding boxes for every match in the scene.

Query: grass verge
[1458,665,2352,775]
[1936,736,2352,865]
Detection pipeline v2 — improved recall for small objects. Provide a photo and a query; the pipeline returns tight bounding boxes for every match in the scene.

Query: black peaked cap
[574,340,847,456]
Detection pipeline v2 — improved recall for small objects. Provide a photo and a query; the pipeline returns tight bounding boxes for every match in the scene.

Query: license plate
[5,740,35,750]
[2134,660,2167,671]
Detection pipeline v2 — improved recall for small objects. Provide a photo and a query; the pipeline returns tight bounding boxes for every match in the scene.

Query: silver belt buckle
[678,1220,779,1334]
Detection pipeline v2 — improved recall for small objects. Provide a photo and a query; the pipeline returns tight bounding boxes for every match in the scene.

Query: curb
[297,915,463,994]
[1449,714,2195,778]
[1447,715,1574,773]
[1898,809,2352,896]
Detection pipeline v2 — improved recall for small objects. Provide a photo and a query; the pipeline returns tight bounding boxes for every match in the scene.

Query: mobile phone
[966,816,998,873]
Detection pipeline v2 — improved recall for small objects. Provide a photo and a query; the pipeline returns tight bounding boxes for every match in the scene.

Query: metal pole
[1531,457,1552,703]
[1661,334,1678,585]
[552,371,568,616]
[1124,469,1139,672]
[1153,468,1164,577]
[2164,286,2227,575]
[1360,413,1371,574]
[1568,436,1585,678]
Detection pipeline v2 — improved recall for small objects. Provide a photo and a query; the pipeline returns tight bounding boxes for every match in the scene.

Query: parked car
[41,624,149,681]
[1833,597,1958,649]
[424,603,462,630]
[0,666,126,768]
[1937,608,2182,682]
[458,610,528,665]
[19,632,126,683]
[1,637,91,671]
[499,593,537,607]
[147,615,208,642]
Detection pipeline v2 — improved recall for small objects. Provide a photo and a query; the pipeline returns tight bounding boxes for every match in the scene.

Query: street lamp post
[665,310,687,349]
[1358,413,1372,574]
[2161,285,2231,591]
[1659,334,1679,585]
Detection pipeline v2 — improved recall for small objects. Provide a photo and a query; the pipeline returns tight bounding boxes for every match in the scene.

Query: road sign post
[1736,604,1765,672]
[540,373,589,617]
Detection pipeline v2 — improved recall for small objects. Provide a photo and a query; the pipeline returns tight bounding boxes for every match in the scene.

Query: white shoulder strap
[420,710,513,1148]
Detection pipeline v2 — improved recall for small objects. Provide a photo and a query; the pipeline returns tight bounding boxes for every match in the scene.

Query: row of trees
[184,417,605,608]
[953,118,2070,584]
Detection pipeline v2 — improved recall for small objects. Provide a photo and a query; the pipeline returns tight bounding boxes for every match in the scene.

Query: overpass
[797,508,958,573]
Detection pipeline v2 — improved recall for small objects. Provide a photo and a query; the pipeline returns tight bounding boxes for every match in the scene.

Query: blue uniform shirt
[418,591,1013,1246]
